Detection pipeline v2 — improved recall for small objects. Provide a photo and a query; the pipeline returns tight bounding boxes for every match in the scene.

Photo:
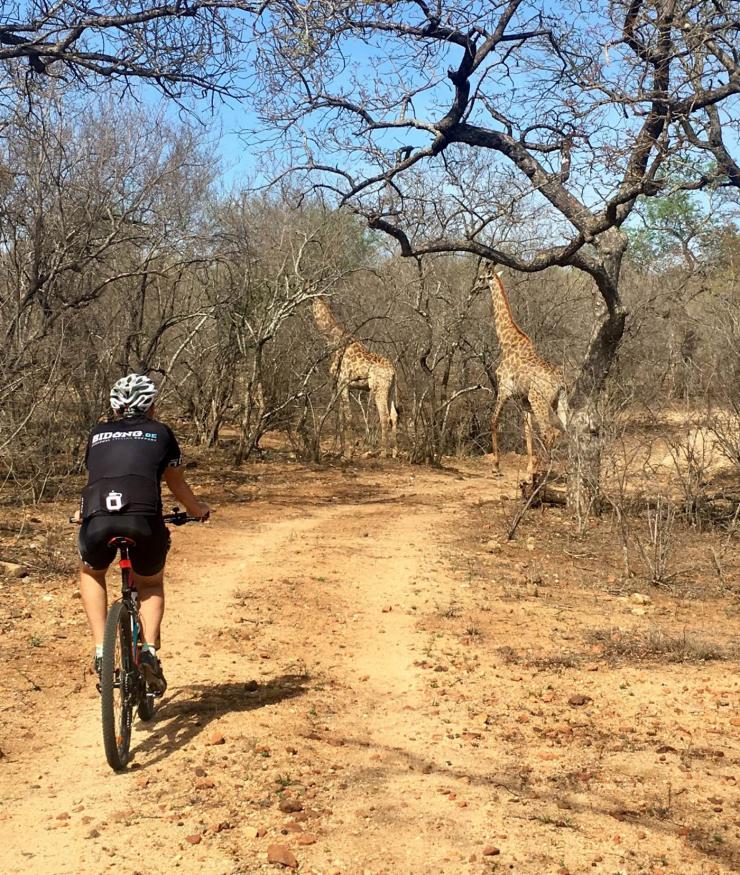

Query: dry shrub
[587,627,734,664]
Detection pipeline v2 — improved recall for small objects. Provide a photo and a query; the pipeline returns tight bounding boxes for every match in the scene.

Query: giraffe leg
[529,394,558,473]
[373,387,391,458]
[389,393,399,460]
[490,393,508,476]
[524,411,536,477]
[339,384,352,458]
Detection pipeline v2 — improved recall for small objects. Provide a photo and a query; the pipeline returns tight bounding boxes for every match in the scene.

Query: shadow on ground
[131,672,310,767]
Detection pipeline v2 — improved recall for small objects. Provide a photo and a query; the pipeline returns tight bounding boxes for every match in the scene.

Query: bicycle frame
[107,535,152,723]
[112,537,144,665]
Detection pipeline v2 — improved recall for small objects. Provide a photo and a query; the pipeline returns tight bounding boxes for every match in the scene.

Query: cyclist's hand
[195,503,210,522]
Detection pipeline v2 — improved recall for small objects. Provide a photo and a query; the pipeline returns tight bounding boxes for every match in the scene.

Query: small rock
[207,731,225,746]
[195,778,215,790]
[296,833,317,845]
[185,834,202,845]
[629,592,652,605]
[0,562,29,579]
[245,680,259,692]
[279,797,303,814]
[568,694,592,707]
[485,540,502,553]
[267,844,298,869]
[482,846,500,856]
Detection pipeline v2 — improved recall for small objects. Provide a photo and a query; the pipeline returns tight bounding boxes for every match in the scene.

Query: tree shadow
[299,731,739,868]
[130,672,310,768]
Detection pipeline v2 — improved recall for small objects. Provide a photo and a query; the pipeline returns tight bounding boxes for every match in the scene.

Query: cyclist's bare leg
[79,564,108,644]
[134,570,165,648]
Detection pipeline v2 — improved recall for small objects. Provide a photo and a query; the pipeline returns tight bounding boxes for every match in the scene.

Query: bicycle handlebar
[68,507,207,525]
[162,507,207,525]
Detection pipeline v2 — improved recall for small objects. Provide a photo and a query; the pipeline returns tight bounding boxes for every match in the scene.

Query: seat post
[107,536,136,595]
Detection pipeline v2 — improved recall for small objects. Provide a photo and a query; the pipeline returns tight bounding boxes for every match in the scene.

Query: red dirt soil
[0,455,738,874]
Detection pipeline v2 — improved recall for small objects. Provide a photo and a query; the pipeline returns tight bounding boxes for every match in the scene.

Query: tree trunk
[235,344,266,465]
[567,229,628,526]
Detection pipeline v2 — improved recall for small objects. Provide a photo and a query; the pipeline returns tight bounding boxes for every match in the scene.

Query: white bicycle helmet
[110,373,158,417]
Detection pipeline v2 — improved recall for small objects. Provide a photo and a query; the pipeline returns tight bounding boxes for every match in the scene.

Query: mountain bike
[73,508,201,771]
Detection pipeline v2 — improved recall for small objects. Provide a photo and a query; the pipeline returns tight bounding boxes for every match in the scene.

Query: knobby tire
[101,600,134,771]
[137,687,156,722]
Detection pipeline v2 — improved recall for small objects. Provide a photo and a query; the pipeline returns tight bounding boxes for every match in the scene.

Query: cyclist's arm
[163,467,210,520]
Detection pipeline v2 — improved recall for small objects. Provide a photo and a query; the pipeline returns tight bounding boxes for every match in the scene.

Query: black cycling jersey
[80,415,182,519]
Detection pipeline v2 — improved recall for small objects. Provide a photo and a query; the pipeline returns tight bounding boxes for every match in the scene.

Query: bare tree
[0,88,216,498]
[0,1,261,101]
[246,0,739,511]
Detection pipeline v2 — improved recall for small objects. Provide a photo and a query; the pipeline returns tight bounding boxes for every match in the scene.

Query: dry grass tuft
[587,627,735,664]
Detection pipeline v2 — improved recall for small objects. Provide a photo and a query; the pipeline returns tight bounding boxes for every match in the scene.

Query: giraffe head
[472,262,503,294]
[312,296,347,346]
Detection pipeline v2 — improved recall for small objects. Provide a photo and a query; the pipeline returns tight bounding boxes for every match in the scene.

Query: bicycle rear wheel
[101,600,135,771]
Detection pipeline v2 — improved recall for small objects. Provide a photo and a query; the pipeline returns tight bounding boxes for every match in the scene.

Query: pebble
[279,797,303,814]
[267,844,298,869]
[207,731,226,746]
[0,562,29,579]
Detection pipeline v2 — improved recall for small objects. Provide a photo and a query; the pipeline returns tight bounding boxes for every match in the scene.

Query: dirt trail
[1,460,738,874]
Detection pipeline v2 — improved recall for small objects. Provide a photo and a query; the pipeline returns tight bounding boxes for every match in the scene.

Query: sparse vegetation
[586,628,734,664]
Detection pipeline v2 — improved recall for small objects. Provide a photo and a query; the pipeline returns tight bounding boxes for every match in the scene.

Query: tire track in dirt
[0,475,488,874]
[3,463,737,874]
[0,505,354,873]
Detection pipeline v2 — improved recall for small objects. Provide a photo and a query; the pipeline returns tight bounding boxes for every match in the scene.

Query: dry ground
[0,450,738,875]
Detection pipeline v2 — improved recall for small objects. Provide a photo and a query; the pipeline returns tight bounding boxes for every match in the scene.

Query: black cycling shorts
[79,514,170,577]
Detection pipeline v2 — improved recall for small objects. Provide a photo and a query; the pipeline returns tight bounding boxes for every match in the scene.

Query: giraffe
[312,295,399,458]
[484,267,568,476]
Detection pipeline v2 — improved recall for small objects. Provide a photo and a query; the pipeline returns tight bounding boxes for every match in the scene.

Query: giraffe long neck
[312,297,348,346]
[489,272,531,354]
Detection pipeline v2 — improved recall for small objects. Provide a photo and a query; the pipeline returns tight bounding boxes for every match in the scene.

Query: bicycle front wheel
[101,600,135,771]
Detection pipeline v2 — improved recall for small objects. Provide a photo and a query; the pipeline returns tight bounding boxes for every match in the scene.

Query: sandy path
[1,462,737,874]
[1,504,338,873]
[0,473,484,873]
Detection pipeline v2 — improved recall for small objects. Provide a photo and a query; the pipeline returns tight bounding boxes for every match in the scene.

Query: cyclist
[77,374,209,694]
